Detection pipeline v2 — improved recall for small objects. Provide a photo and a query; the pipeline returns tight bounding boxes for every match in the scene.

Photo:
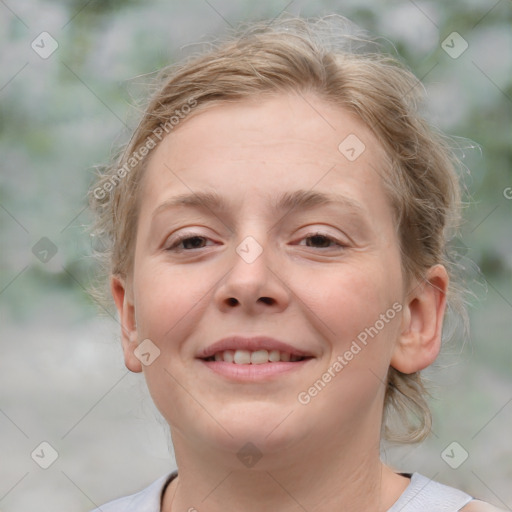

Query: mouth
[196,336,315,381]
[203,349,308,364]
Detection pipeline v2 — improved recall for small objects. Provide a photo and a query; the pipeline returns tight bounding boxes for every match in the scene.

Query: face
[116,92,413,460]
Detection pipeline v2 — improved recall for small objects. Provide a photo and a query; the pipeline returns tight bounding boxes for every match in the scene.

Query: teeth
[269,350,280,362]
[223,350,234,363]
[209,349,305,364]
[234,350,251,364]
[250,350,269,364]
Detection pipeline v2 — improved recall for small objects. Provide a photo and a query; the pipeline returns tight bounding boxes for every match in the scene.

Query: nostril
[226,297,239,306]
[258,297,275,305]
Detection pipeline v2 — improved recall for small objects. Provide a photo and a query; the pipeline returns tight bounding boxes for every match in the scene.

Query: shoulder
[460,501,507,512]
[90,473,176,512]
[388,473,479,512]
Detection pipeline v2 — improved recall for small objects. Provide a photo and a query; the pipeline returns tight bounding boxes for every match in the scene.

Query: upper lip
[197,336,314,359]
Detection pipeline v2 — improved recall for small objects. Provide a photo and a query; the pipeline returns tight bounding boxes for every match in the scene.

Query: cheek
[133,263,212,343]
[131,263,212,429]
[293,266,403,431]
[295,263,401,348]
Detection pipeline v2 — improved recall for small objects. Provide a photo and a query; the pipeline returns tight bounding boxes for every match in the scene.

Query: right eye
[166,234,213,252]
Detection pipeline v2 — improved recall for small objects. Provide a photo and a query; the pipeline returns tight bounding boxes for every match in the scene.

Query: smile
[196,336,315,381]
[203,349,307,364]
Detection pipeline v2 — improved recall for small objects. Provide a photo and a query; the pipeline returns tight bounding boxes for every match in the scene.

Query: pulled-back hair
[89,15,466,443]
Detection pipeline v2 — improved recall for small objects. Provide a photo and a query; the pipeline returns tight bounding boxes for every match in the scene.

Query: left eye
[299,233,344,249]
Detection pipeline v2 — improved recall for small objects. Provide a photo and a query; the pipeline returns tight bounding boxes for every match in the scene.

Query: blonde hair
[89,15,466,443]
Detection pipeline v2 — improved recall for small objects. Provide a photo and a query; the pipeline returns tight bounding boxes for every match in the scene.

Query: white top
[92,472,474,512]
[388,473,473,511]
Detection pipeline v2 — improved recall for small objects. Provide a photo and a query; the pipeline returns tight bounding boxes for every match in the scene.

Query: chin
[231,402,308,446]
[204,402,305,457]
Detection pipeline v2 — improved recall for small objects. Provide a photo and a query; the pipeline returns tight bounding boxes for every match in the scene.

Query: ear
[391,264,449,374]
[111,275,142,373]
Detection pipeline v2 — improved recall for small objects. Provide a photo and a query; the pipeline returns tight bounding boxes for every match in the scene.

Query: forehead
[159,93,383,161]
[140,92,391,218]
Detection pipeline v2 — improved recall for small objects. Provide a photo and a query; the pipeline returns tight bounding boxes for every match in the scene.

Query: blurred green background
[0,0,511,510]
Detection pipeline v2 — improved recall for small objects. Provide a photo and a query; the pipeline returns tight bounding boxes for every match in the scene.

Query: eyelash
[166,232,346,252]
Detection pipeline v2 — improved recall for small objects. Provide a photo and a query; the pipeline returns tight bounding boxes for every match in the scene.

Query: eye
[298,232,346,249]
[166,234,214,251]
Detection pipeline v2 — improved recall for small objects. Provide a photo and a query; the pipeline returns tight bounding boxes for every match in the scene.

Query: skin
[462,503,506,511]
[111,92,452,511]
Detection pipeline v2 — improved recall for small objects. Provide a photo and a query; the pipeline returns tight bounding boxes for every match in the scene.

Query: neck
[163,426,408,512]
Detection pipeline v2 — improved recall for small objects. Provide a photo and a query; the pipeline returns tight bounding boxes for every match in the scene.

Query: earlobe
[110,275,143,373]
[391,265,449,374]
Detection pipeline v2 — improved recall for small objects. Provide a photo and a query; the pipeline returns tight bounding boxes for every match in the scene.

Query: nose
[214,236,290,315]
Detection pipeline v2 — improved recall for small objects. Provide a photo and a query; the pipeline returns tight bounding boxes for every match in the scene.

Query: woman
[89,16,502,511]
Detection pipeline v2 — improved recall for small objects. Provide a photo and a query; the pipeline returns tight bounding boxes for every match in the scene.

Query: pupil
[184,237,205,249]
[308,235,329,247]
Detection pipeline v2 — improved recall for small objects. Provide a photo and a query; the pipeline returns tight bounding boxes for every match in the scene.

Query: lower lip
[199,359,313,381]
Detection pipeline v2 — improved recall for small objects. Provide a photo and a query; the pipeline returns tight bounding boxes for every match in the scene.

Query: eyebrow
[152,189,367,219]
